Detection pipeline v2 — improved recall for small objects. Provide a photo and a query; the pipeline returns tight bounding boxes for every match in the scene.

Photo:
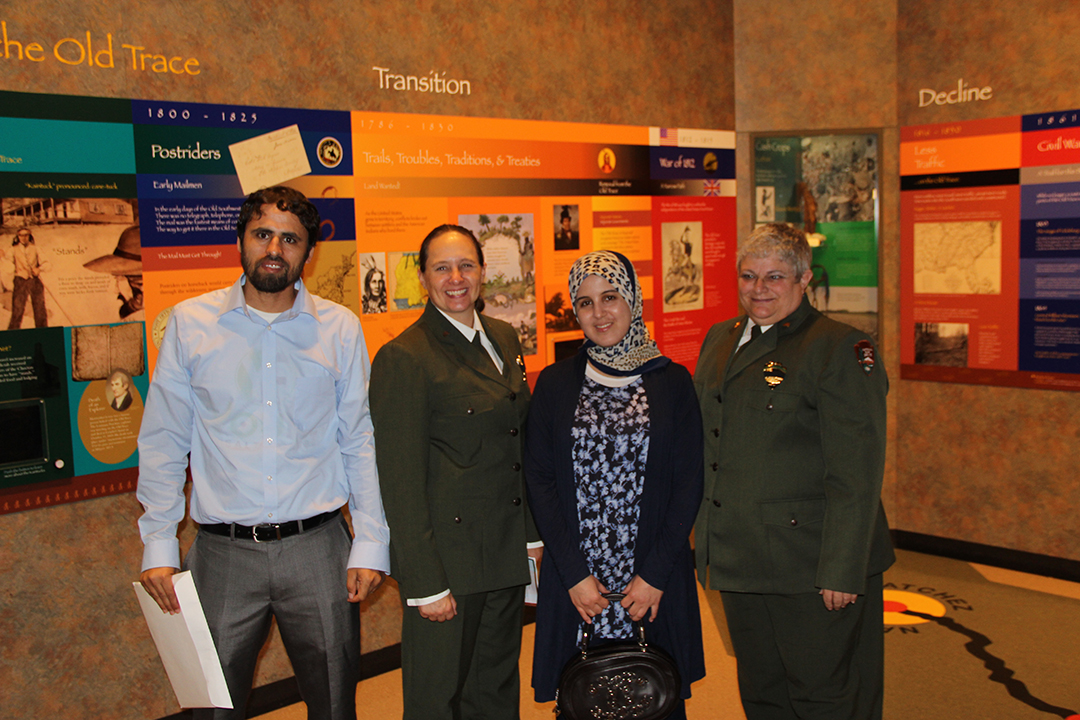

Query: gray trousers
[185,515,359,720]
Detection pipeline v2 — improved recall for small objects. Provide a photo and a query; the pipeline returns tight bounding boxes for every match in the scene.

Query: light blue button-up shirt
[137,275,390,574]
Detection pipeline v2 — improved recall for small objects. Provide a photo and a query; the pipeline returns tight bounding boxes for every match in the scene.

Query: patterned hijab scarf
[568,250,668,376]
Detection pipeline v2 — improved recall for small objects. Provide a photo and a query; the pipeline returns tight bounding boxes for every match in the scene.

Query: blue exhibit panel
[651,146,735,180]
[1023,110,1080,132]
[1019,258,1080,300]
[1020,182,1080,220]
[138,199,243,248]
[133,124,353,178]
[138,183,354,247]
[132,124,249,175]
[132,99,351,132]
[137,173,243,199]
[300,129,353,177]
[1018,298,1080,373]
[311,197,356,242]
[1020,218,1080,258]
[132,99,353,177]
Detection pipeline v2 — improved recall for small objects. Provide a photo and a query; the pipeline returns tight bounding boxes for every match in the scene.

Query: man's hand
[620,575,663,622]
[568,575,610,624]
[418,592,457,622]
[820,588,858,611]
[140,567,181,614]
[347,568,383,603]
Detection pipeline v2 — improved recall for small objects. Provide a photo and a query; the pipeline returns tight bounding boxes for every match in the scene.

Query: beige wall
[0,2,734,718]
[894,0,1080,558]
[0,0,735,127]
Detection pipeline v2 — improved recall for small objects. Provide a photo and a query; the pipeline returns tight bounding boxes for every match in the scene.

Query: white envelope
[133,572,232,709]
[524,555,539,606]
[228,124,312,195]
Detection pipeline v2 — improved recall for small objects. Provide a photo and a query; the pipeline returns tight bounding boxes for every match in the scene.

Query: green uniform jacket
[370,302,537,600]
[693,297,894,596]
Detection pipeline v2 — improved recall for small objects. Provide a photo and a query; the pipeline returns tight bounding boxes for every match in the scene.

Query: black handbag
[555,593,681,720]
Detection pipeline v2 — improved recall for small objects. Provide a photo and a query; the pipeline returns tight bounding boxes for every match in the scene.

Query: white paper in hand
[524,556,539,606]
[133,572,233,709]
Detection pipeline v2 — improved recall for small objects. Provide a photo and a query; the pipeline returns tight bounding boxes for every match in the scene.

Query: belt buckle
[252,524,282,543]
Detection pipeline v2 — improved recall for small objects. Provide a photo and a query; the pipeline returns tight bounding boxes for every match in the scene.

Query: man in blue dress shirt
[137,186,389,720]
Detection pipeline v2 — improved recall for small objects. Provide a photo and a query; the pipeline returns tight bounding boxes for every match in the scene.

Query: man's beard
[242,252,302,294]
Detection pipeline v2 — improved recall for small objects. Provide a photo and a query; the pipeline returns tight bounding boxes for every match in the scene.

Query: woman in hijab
[524,250,705,718]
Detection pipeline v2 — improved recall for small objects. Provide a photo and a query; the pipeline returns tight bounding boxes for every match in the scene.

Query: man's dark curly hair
[236,186,321,252]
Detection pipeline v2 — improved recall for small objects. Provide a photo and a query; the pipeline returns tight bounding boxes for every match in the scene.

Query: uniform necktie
[473,331,497,369]
[732,323,761,361]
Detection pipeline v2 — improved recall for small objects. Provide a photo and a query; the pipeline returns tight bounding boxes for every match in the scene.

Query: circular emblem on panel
[598,148,616,173]
[318,137,343,168]
[151,305,174,349]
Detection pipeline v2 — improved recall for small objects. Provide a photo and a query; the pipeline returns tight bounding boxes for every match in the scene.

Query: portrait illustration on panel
[662,221,704,312]
[457,213,538,355]
[553,205,580,251]
[359,253,388,315]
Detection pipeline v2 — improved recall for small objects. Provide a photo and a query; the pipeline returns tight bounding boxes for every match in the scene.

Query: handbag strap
[576,592,648,655]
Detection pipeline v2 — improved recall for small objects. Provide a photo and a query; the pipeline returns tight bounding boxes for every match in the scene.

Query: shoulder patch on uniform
[854,339,875,374]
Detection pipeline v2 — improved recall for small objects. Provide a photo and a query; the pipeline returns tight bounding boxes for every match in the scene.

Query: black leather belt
[199,509,339,542]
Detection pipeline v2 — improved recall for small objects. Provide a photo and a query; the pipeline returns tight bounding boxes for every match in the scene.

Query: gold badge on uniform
[516,354,527,382]
[763,361,786,388]
[854,340,876,374]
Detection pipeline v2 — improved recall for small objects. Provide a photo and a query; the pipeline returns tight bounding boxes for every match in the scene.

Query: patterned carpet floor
[254,548,1080,720]
[880,550,1080,719]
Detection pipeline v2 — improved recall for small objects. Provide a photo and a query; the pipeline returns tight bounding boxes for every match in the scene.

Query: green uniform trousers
[721,574,884,720]
[400,585,525,720]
